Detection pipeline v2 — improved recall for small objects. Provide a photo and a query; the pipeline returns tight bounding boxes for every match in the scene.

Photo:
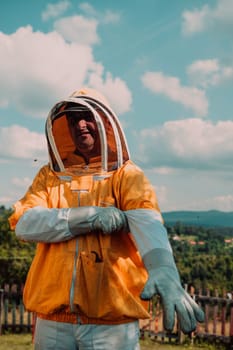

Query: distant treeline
[0,206,233,293]
[0,206,36,285]
[166,222,233,293]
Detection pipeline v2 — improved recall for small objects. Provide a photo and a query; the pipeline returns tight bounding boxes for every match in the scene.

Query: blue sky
[0,0,233,212]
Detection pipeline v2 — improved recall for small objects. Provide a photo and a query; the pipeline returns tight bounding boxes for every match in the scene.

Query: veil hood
[45,88,130,177]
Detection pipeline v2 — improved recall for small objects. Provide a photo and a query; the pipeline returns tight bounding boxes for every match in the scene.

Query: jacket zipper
[69,189,88,315]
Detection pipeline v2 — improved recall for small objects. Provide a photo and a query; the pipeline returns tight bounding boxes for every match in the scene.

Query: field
[0,334,33,350]
[0,334,221,350]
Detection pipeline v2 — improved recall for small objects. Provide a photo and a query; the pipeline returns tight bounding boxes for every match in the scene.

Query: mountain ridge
[162,209,233,228]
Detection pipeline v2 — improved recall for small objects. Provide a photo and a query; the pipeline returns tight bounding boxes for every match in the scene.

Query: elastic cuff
[142,248,176,270]
[68,208,93,236]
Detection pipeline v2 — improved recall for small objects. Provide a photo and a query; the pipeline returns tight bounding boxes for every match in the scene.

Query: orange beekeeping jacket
[9,160,161,324]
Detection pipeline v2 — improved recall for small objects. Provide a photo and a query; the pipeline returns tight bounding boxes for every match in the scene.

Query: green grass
[0,334,34,350]
[140,336,221,350]
[0,334,224,350]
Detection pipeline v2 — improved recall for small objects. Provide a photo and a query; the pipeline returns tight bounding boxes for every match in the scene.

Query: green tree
[0,206,35,285]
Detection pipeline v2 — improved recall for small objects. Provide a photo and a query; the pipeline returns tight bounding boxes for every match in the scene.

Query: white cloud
[12,177,32,188]
[141,71,208,117]
[154,185,168,205]
[101,10,121,24]
[42,0,71,21]
[212,0,233,24]
[0,125,47,160]
[0,98,8,108]
[182,5,210,35]
[0,195,15,205]
[182,0,233,35]
[79,2,120,24]
[189,194,233,212]
[188,59,219,75]
[54,15,99,45]
[0,159,11,164]
[211,194,233,211]
[88,72,132,114]
[150,167,174,175]
[138,118,233,170]
[0,26,132,118]
[187,59,233,87]
[79,2,97,17]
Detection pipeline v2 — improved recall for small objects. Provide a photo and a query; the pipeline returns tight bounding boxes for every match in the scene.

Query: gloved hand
[68,206,128,235]
[140,248,205,334]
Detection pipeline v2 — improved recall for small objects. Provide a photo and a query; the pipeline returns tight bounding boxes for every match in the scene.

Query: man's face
[67,111,99,155]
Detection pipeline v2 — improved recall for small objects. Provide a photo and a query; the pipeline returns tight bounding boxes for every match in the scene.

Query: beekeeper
[9,88,204,350]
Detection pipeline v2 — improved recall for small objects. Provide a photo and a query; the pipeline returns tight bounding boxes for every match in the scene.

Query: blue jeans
[34,318,140,350]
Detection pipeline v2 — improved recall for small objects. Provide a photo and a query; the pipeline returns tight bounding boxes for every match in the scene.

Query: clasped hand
[93,207,128,234]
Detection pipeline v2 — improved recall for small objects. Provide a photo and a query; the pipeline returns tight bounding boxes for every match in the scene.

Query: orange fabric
[9,160,161,324]
[52,116,74,160]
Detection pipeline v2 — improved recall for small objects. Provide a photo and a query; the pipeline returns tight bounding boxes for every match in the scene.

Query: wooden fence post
[204,289,210,334]
[213,289,218,335]
[0,289,3,335]
[221,290,227,336]
[3,284,9,332]
[230,301,233,345]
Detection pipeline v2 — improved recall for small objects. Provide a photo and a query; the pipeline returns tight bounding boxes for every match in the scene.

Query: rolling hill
[162,210,233,228]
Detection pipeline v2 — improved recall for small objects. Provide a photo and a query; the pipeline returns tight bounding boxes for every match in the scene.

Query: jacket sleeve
[118,162,171,257]
[15,206,74,243]
[9,166,73,243]
[125,209,172,258]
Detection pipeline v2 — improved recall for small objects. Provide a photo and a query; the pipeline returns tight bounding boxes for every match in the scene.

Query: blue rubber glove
[68,206,128,235]
[141,248,205,334]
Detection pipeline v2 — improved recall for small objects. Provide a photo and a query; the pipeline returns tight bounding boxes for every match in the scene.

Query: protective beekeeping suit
[9,88,204,350]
